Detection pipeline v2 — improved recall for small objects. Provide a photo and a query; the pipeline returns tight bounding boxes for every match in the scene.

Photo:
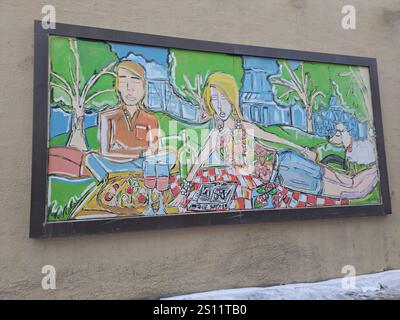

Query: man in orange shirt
[100,61,159,161]
[86,61,174,181]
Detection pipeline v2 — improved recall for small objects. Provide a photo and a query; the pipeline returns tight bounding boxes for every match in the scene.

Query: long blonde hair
[203,72,242,119]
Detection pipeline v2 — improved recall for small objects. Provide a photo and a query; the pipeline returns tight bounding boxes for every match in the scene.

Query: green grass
[349,184,381,206]
[49,126,99,151]
[49,132,69,147]
[316,143,345,161]
[47,176,96,221]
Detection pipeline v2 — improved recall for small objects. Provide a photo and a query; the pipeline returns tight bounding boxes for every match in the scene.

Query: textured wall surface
[0,0,399,299]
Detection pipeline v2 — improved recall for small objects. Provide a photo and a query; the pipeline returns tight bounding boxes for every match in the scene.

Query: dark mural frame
[30,21,391,238]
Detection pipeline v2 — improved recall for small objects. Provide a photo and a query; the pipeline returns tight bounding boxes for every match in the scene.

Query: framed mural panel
[30,21,391,238]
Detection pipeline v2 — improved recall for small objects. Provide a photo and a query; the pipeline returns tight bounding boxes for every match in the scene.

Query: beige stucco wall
[0,0,399,299]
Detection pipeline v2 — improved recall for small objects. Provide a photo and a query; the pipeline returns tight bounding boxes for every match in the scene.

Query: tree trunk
[305,105,313,134]
[67,105,87,151]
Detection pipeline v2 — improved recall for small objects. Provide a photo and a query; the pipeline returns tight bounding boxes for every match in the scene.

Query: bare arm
[241,121,302,151]
[241,121,316,160]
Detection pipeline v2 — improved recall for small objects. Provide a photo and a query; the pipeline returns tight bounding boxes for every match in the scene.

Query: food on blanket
[126,185,134,195]
[97,174,148,213]
[69,171,182,219]
[255,193,269,207]
[104,192,114,202]
[255,163,271,184]
[138,194,147,203]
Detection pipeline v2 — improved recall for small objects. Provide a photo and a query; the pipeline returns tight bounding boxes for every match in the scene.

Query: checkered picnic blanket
[169,167,349,211]
[264,182,349,208]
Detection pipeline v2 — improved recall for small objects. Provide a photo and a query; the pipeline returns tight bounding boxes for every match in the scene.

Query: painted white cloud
[124,53,168,80]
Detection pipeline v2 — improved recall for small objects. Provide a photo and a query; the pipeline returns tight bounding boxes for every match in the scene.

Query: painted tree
[270,61,370,133]
[270,61,329,133]
[169,49,244,121]
[49,36,119,151]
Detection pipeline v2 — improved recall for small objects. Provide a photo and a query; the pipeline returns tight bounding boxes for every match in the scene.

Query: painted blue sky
[110,42,169,80]
[110,42,168,65]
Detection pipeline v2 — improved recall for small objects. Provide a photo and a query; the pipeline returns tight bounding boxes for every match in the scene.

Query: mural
[47,36,381,221]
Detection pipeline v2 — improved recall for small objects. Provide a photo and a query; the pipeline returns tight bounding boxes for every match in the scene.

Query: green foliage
[328,64,369,121]
[49,36,119,111]
[169,49,244,104]
[271,60,369,121]
[272,61,300,106]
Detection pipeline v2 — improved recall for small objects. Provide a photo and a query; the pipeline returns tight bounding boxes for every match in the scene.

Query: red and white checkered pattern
[169,167,263,210]
[169,168,349,211]
[270,182,349,208]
